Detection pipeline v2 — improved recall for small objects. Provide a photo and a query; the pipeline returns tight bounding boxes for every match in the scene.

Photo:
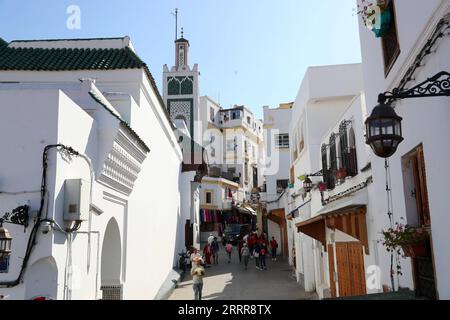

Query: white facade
[0,38,185,300]
[357,0,450,299]
[281,64,364,295]
[262,103,293,212]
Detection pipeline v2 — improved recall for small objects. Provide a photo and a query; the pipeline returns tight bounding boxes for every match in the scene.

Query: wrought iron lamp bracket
[379,71,450,105]
[0,205,30,231]
[308,170,324,178]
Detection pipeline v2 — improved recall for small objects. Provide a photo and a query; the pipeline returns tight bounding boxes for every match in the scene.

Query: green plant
[379,222,428,275]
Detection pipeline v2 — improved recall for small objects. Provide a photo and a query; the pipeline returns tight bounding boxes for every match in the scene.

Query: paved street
[169,246,317,300]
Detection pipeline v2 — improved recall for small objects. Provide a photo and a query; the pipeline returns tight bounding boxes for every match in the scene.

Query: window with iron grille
[348,127,358,176]
[101,285,122,300]
[321,144,329,188]
[329,134,337,190]
[382,0,400,76]
[275,134,289,149]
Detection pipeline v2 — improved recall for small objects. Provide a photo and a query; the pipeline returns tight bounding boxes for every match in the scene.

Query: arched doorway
[101,218,122,300]
[25,257,58,300]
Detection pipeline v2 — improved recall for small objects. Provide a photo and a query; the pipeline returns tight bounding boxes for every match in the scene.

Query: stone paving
[168,246,318,300]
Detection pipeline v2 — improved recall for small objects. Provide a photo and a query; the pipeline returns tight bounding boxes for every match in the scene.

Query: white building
[0,37,188,300]
[260,103,293,257]
[357,0,450,299]
[281,64,364,296]
[199,98,263,240]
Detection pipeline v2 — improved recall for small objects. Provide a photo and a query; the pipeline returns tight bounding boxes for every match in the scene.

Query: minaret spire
[172,8,178,41]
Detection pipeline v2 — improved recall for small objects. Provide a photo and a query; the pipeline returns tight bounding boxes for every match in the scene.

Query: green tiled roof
[0,38,172,129]
[0,46,144,71]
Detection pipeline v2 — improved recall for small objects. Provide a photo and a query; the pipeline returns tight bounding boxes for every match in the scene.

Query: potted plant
[336,168,347,180]
[380,223,429,259]
[357,0,392,38]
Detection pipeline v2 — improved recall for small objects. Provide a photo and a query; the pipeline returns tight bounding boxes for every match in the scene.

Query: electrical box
[63,179,90,222]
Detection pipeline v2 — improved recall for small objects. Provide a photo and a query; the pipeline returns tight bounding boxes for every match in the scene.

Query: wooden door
[335,242,366,297]
[348,243,367,296]
[328,244,337,298]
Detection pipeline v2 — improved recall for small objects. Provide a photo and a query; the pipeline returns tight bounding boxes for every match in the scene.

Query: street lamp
[365,98,404,158]
[0,224,12,261]
[303,177,313,193]
[366,71,450,158]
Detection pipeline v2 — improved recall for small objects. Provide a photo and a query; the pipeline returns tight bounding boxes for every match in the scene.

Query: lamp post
[303,177,313,193]
[0,205,30,261]
[365,71,450,158]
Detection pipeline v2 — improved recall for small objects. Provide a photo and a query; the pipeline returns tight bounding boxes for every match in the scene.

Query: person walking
[270,237,279,261]
[253,242,261,270]
[211,237,220,265]
[203,243,212,266]
[241,243,250,270]
[191,257,205,300]
[248,232,255,258]
[207,233,214,245]
[238,240,244,263]
[225,242,233,263]
[260,243,267,270]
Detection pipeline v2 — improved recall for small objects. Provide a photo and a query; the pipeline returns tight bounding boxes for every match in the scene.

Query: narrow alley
[169,247,317,300]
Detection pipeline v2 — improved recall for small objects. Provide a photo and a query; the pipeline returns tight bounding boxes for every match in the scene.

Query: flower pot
[336,168,347,180]
[401,243,427,258]
[371,9,392,38]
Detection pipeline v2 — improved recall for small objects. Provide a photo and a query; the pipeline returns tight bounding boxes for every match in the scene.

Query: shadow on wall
[25,256,58,300]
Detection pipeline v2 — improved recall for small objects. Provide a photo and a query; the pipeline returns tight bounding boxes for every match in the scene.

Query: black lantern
[0,225,12,261]
[365,71,450,158]
[365,101,404,158]
[303,177,313,193]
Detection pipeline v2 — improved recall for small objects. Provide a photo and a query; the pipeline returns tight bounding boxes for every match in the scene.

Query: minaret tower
[175,28,189,70]
[163,27,201,151]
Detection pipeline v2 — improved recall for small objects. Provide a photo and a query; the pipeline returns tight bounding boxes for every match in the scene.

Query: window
[226,139,236,152]
[277,179,289,193]
[231,110,241,120]
[206,191,213,204]
[210,107,215,122]
[382,0,400,76]
[329,134,337,190]
[252,145,256,158]
[321,144,329,189]
[348,127,358,176]
[275,134,289,149]
[247,116,251,125]
[0,256,9,273]
[339,122,349,172]
[402,145,430,227]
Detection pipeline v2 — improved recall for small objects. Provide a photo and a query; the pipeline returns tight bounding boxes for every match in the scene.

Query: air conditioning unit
[63,179,90,222]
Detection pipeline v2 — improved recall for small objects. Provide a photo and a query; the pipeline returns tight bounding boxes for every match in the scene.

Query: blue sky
[0,0,362,119]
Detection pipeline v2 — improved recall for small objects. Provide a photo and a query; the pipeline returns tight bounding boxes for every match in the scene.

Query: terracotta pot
[336,168,347,180]
[401,243,427,258]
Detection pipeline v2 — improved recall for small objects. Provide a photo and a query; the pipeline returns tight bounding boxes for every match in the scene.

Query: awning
[237,205,257,216]
[296,205,369,254]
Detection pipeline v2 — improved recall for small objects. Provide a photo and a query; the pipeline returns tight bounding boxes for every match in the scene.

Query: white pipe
[75,231,101,300]
[77,153,95,273]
